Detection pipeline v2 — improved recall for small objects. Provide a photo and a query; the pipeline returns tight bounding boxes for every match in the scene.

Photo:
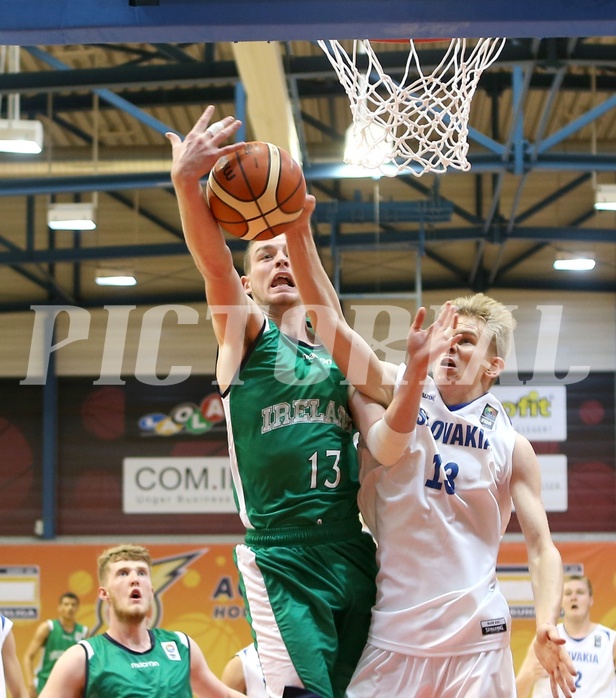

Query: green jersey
[36,619,88,694]
[222,317,361,530]
[80,629,191,698]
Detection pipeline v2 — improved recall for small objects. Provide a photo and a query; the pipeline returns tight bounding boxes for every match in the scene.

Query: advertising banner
[0,543,252,680]
[2,540,616,681]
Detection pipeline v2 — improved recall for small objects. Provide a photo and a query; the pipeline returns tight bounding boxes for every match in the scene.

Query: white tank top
[358,372,516,656]
[533,623,616,698]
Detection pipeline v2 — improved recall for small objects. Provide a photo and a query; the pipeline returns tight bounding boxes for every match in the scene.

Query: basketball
[206,141,307,240]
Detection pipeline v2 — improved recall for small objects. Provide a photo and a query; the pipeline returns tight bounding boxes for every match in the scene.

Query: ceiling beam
[231,42,302,163]
[0,226,613,268]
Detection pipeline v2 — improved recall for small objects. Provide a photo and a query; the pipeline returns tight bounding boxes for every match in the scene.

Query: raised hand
[406,301,459,372]
[166,105,245,185]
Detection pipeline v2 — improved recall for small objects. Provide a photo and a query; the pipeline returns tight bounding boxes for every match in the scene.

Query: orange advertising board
[501,540,616,670]
[0,542,252,679]
[1,540,615,681]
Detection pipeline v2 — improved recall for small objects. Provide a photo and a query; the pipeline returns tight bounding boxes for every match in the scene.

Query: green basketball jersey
[81,629,191,698]
[222,317,361,529]
[37,619,88,693]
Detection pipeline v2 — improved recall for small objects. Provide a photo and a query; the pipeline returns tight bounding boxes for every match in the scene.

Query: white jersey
[358,372,516,657]
[237,644,268,698]
[533,623,616,698]
[0,614,14,698]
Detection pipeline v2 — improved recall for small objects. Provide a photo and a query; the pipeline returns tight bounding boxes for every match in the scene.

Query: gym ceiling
[0,0,615,311]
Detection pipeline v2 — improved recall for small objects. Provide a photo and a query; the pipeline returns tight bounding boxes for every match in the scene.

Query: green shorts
[235,520,377,698]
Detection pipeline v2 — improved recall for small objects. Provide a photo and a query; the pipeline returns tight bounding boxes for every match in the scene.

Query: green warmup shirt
[80,629,192,698]
[223,317,362,530]
[36,619,88,693]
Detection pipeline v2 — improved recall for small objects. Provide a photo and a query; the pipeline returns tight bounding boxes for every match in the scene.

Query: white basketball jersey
[238,644,268,698]
[532,623,616,698]
[358,372,516,657]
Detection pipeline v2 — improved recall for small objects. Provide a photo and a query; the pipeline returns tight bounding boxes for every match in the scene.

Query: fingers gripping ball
[206,141,306,240]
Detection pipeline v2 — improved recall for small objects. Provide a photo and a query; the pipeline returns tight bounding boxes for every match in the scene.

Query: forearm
[171,175,235,281]
[364,360,427,466]
[286,223,393,403]
[385,359,426,433]
[22,656,33,686]
[529,542,564,629]
[285,221,344,319]
[515,665,537,698]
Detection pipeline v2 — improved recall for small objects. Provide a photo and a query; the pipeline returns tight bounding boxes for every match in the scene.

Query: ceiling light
[344,122,394,171]
[95,270,137,287]
[594,184,616,211]
[0,46,45,155]
[0,118,44,154]
[47,202,97,231]
[553,256,596,271]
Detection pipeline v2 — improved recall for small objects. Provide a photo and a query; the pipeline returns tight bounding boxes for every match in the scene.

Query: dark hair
[59,592,80,604]
[243,241,256,275]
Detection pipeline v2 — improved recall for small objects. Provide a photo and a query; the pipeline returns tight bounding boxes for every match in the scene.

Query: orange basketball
[206,141,306,240]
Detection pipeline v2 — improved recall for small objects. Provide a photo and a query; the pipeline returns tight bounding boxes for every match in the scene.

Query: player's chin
[434,368,458,385]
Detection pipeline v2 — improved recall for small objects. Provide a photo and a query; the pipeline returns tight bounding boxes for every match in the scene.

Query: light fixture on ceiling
[47,202,97,231]
[0,118,44,154]
[0,46,44,154]
[95,269,137,287]
[594,184,616,211]
[553,254,596,271]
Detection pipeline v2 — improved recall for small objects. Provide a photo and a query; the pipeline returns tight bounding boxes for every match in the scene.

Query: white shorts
[345,643,516,698]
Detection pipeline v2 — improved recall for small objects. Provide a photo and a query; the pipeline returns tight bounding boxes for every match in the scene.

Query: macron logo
[131,661,160,669]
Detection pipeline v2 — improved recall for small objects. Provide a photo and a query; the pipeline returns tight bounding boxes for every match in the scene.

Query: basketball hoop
[318,37,506,177]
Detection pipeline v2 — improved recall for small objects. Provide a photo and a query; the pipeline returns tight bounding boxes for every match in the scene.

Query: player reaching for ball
[282,216,578,696]
[166,106,378,698]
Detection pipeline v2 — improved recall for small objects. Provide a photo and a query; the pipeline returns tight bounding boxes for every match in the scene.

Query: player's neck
[267,303,313,343]
[564,616,595,639]
[59,618,76,632]
[436,381,487,408]
[107,620,151,652]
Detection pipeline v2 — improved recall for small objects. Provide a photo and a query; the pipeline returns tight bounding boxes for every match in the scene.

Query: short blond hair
[447,292,516,360]
[564,574,593,596]
[97,544,151,585]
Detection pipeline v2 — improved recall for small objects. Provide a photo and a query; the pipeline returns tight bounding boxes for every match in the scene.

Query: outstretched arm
[285,197,397,405]
[2,630,29,698]
[512,433,576,698]
[167,106,261,389]
[351,303,459,466]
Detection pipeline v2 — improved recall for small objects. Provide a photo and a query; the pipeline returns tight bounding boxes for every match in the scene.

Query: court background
[0,289,614,680]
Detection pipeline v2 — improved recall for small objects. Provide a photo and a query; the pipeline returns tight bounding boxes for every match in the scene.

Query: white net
[318,38,506,177]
